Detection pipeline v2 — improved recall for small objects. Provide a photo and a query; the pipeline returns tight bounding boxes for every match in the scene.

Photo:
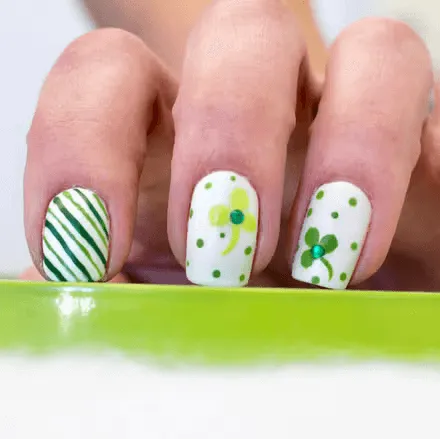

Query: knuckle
[53,28,158,81]
[335,16,428,55]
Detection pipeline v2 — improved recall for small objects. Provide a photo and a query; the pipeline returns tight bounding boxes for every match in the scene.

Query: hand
[23,0,438,291]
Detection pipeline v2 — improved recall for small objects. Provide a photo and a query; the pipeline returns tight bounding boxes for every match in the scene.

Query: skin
[22,0,440,291]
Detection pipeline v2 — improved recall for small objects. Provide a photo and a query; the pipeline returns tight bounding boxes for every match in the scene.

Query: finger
[25,28,176,282]
[289,18,432,289]
[168,0,309,287]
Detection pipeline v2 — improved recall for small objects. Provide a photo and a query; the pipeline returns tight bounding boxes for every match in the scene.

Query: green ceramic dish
[0,280,439,365]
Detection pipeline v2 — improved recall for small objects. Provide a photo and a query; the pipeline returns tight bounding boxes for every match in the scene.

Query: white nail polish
[292,182,371,290]
[42,188,110,282]
[186,171,259,287]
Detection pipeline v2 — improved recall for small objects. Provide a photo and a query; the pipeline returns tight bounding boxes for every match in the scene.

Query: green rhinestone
[311,244,325,259]
[230,209,245,225]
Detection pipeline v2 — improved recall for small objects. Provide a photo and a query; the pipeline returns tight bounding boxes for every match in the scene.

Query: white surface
[0,355,438,438]
[0,0,93,277]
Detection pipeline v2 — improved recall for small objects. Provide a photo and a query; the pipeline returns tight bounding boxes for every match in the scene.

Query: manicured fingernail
[186,171,259,287]
[292,182,371,289]
[42,188,110,282]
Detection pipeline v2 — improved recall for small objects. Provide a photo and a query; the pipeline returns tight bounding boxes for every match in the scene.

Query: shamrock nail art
[186,171,258,287]
[209,187,257,255]
[292,182,371,289]
[300,227,338,281]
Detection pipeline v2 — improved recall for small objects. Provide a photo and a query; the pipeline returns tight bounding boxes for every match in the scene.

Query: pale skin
[22,0,440,291]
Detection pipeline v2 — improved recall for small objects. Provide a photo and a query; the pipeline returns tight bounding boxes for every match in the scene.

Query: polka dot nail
[292,182,371,289]
[186,171,258,287]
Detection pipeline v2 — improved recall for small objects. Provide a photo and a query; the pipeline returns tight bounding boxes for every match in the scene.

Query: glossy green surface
[0,281,439,364]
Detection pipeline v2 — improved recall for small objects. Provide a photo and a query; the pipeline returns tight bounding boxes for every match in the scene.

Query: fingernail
[42,188,110,282]
[186,171,259,287]
[292,182,371,289]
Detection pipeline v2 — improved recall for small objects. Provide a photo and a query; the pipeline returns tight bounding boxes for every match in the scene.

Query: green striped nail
[42,188,110,282]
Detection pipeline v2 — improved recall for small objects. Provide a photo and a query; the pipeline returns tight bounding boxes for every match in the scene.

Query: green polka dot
[349,197,358,207]
[331,211,339,219]
[239,274,246,282]
[307,208,313,217]
[205,182,212,189]
[196,239,204,248]
[230,175,236,181]
[244,246,252,255]
[312,276,320,285]
[189,208,194,218]
[220,233,226,238]
[213,270,221,278]
[340,273,347,281]
[316,190,324,200]
[186,260,190,267]
[351,242,358,251]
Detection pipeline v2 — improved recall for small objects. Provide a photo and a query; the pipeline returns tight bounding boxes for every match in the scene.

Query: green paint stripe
[64,191,108,245]
[93,193,109,220]
[48,210,103,279]
[43,236,78,280]
[53,198,107,267]
[45,220,93,282]
[43,256,67,282]
[74,189,109,239]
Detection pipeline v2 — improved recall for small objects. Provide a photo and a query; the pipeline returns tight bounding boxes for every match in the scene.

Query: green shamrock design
[209,187,257,256]
[301,227,338,281]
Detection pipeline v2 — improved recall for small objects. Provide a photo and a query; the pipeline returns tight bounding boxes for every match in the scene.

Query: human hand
[23,0,438,291]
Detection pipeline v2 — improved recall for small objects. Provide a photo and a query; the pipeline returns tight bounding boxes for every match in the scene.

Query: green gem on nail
[311,244,325,259]
[230,209,245,225]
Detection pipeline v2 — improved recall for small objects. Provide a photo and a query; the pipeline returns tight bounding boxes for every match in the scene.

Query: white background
[1,0,440,277]
[0,0,92,277]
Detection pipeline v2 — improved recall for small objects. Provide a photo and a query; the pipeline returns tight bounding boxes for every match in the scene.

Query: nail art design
[42,188,110,282]
[292,182,371,289]
[186,171,258,287]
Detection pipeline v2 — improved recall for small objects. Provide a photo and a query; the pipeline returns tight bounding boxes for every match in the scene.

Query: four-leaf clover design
[209,187,257,256]
[301,227,338,281]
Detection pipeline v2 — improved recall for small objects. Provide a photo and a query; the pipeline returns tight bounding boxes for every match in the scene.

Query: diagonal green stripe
[64,191,108,245]
[45,219,93,282]
[43,236,78,281]
[43,256,67,282]
[93,192,109,220]
[74,189,109,239]
[48,210,103,279]
[53,197,107,267]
